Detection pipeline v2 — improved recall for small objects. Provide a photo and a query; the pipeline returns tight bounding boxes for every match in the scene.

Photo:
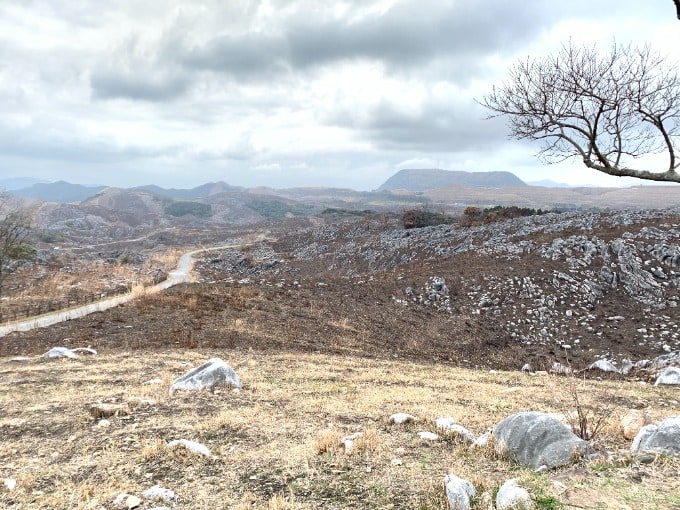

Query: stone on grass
[167,439,212,457]
[169,358,241,395]
[389,413,416,424]
[493,412,587,469]
[620,410,652,440]
[44,347,76,359]
[444,474,476,510]
[418,431,439,441]
[143,485,176,502]
[496,479,533,510]
[521,363,534,373]
[436,418,476,443]
[113,493,142,509]
[654,367,680,386]
[587,359,619,373]
[9,357,32,363]
[631,416,680,457]
[549,362,572,375]
[4,478,16,491]
[342,432,362,453]
[470,431,490,449]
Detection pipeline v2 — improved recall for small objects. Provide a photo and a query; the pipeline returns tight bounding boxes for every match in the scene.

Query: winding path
[0,244,238,338]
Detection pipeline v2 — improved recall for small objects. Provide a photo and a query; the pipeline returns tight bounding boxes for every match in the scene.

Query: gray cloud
[90,69,191,102]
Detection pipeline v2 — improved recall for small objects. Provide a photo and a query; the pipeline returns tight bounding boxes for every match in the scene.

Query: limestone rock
[113,493,142,509]
[167,439,212,457]
[436,418,476,443]
[3,478,16,491]
[418,431,439,441]
[620,410,652,440]
[71,347,97,355]
[587,359,619,373]
[389,413,416,424]
[143,485,176,502]
[493,411,587,469]
[169,358,241,395]
[631,416,680,457]
[654,367,680,386]
[44,347,76,359]
[496,479,533,510]
[444,474,476,510]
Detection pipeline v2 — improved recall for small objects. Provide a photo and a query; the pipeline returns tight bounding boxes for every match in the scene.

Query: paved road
[0,244,237,338]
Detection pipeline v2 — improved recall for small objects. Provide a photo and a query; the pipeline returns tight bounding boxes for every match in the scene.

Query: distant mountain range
[377,169,526,191]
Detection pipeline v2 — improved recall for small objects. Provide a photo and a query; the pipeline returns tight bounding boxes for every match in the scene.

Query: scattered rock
[3,478,16,491]
[167,439,212,457]
[631,416,680,458]
[620,410,652,440]
[169,358,241,395]
[496,479,533,510]
[143,485,176,502]
[389,413,416,424]
[44,347,76,359]
[444,474,476,510]
[342,432,362,453]
[94,418,111,429]
[8,357,32,363]
[143,378,163,385]
[549,362,572,375]
[654,367,680,386]
[435,418,476,443]
[418,431,439,441]
[587,359,619,373]
[521,363,534,373]
[471,431,491,449]
[493,411,587,469]
[113,493,142,509]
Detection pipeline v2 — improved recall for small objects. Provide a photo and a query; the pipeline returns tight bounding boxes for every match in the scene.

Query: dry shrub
[352,428,383,455]
[313,429,343,454]
[140,438,166,460]
[268,492,297,509]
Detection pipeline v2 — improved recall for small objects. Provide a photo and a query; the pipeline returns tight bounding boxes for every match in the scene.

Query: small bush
[164,201,213,218]
[402,209,456,229]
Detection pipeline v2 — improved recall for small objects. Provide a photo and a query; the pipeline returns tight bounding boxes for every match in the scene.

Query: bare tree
[481,42,680,183]
[0,192,34,306]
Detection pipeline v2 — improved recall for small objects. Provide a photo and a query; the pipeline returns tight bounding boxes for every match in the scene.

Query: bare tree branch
[480,41,680,183]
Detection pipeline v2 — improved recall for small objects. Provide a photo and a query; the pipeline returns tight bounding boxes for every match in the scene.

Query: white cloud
[0,0,678,190]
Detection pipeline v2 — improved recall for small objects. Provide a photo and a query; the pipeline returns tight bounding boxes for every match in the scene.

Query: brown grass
[1,350,679,509]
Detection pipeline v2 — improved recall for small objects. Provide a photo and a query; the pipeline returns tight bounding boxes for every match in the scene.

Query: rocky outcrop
[493,412,587,469]
[169,358,241,395]
[631,416,680,457]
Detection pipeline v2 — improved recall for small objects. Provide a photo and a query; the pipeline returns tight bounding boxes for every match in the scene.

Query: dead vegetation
[1,350,679,509]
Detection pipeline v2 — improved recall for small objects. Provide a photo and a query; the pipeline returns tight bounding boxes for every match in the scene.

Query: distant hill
[377,169,526,192]
[132,181,243,199]
[12,181,106,202]
[0,177,48,190]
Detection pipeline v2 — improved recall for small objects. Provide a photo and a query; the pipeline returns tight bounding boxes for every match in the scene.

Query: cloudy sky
[1,1,678,190]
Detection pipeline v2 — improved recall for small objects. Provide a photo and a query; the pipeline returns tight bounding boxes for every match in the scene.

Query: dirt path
[0,243,240,337]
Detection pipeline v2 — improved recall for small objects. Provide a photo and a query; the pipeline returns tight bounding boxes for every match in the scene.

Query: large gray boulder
[654,367,680,386]
[169,358,241,395]
[631,416,680,457]
[493,412,587,469]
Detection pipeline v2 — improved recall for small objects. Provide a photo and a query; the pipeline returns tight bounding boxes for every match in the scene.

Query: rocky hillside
[377,169,527,191]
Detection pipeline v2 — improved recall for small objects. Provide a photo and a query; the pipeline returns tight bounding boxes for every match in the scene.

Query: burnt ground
[2,208,679,378]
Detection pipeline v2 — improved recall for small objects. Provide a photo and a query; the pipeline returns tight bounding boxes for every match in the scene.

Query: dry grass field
[1,349,679,509]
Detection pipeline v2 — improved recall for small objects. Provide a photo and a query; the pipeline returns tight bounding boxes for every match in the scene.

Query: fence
[0,273,167,323]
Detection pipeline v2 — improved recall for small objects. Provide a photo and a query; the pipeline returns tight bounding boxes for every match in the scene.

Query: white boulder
[444,474,476,510]
[631,416,680,457]
[493,412,587,469]
[169,358,241,395]
[167,439,211,457]
[654,367,680,386]
[44,347,76,359]
[496,479,533,509]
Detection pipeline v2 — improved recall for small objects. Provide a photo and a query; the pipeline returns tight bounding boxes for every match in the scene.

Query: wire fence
[0,273,167,323]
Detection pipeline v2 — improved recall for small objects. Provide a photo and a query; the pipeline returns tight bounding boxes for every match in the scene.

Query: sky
[1,1,679,191]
